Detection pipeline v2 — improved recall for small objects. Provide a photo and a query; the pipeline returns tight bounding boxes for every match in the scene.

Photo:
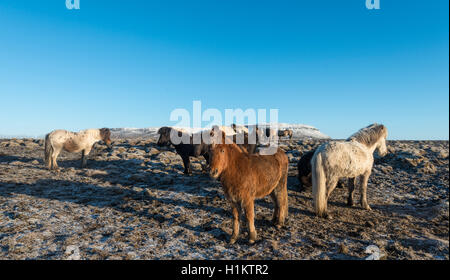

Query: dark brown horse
[157,127,210,175]
[297,149,316,191]
[278,129,293,139]
[157,126,258,174]
[209,139,289,244]
[297,148,347,192]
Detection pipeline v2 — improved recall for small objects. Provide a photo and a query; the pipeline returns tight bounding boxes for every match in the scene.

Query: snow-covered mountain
[110,123,330,139]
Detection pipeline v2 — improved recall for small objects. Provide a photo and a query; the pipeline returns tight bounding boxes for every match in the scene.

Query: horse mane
[221,142,252,159]
[347,123,387,147]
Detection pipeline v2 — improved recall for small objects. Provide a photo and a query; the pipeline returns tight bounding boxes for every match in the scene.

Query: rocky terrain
[0,136,448,260]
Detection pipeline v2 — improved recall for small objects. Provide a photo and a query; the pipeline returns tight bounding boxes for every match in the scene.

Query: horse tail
[312,151,327,217]
[44,133,53,169]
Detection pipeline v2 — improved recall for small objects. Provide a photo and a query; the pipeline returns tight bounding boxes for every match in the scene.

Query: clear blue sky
[0,0,448,139]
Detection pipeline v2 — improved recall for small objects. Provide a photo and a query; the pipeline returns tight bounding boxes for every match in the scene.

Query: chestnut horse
[209,131,289,244]
[219,125,259,154]
[44,128,112,170]
[311,123,388,218]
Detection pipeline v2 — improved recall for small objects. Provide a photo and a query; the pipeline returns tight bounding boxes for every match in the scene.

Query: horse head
[99,128,112,149]
[157,127,173,146]
[209,143,229,179]
[376,126,388,157]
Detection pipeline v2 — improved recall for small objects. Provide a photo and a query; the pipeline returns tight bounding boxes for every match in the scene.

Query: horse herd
[43,123,388,244]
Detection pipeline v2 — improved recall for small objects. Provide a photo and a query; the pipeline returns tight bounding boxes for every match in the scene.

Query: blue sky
[0,0,448,139]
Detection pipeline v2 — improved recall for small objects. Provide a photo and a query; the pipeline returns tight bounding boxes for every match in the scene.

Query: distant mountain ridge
[110,123,330,139]
[0,124,330,139]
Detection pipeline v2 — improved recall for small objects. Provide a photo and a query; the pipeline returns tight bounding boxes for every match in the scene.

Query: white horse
[44,128,112,170]
[311,123,388,218]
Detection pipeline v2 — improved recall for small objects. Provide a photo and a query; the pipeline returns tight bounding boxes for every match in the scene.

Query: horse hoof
[347,202,355,207]
[248,231,257,244]
[317,212,330,219]
[229,237,238,245]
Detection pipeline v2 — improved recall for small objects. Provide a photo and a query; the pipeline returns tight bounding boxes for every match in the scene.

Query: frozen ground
[0,136,448,260]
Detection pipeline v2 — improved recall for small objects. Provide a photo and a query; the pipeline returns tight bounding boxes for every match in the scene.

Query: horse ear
[380,124,388,136]
[231,123,237,132]
[210,126,225,144]
[210,125,219,137]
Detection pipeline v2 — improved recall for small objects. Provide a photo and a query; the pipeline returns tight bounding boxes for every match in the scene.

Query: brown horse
[278,129,293,139]
[209,139,289,244]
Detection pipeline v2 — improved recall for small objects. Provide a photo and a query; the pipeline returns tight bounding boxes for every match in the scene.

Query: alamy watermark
[167,101,280,155]
[66,0,80,10]
[366,0,380,10]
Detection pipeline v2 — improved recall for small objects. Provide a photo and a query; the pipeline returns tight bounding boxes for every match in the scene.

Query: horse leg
[326,177,339,200]
[81,148,91,168]
[303,173,312,188]
[270,192,280,225]
[51,148,61,170]
[360,171,372,210]
[243,200,257,244]
[46,159,52,170]
[181,155,192,175]
[45,147,52,170]
[271,174,288,228]
[203,152,210,165]
[201,153,210,173]
[230,203,241,244]
[336,178,345,188]
[46,149,53,170]
[81,150,86,168]
[347,177,356,206]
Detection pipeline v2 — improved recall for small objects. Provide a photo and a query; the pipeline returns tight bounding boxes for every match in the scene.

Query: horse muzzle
[209,168,220,179]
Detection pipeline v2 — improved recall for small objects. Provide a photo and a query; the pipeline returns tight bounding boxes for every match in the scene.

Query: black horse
[157,127,211,175]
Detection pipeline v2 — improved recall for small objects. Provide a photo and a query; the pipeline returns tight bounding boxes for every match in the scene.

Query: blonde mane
[347,123,387,147]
